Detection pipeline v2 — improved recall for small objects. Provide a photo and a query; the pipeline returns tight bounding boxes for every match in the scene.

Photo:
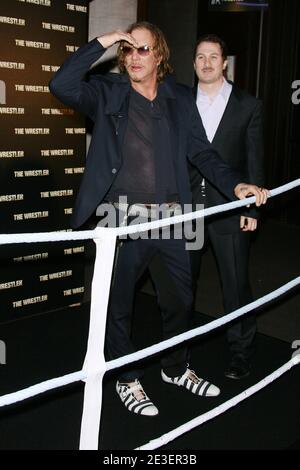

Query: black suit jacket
[49,39,241,229]
[189,84,264,234]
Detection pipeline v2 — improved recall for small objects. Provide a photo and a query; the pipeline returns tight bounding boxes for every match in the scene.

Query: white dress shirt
[196,79,232,192]
[196,78,232,143]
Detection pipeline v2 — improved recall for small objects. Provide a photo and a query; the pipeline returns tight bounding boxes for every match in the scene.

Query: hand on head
[97,30,139,50]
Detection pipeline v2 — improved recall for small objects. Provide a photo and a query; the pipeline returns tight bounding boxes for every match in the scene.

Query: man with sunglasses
[50,22,269,417]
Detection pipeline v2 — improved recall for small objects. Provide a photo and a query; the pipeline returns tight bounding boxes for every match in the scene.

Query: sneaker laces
[185,369,200,384]
[124,380,147,402]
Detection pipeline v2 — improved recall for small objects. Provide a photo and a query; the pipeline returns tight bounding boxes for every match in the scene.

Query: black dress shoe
[224,356,250,380]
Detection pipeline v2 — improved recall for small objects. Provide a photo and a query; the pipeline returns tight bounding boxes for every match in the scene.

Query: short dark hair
[194,34,228,60]
[117,21,173,82]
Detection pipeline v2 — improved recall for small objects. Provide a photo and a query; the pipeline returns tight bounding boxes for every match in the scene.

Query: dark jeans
[105,235,194,382]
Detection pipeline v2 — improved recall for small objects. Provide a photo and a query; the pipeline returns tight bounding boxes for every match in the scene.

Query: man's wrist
[97,37,107,48]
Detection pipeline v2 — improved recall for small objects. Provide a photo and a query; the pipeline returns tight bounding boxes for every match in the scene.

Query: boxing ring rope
[0,276,298,406]
[0,179,299,246]
[137,356,300,450]
[0,178,299,450]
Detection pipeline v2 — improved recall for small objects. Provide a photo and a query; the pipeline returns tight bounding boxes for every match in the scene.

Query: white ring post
[79,227,117,450]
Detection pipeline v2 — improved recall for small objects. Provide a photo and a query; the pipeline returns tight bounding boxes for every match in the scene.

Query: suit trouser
[105,236,194,382]
[190,224,256,359]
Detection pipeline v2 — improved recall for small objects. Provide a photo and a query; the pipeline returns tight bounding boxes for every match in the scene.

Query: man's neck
[130,80,158,101]
[198,77,225,99]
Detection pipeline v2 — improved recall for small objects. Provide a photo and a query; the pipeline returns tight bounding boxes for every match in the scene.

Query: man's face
[194,41,227,85]
[124,28,161,85]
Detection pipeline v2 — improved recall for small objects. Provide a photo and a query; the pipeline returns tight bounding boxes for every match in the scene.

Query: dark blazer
[49,39,241,229]
[189,84,264,233]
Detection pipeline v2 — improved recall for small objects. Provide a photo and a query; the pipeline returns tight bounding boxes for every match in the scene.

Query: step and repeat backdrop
[0,0,90,322]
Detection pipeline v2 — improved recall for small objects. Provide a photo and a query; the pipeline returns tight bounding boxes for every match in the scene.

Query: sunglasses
[120,44,154,57]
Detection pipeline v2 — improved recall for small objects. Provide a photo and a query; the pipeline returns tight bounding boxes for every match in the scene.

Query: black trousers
[149,221,256,361]
[190,224,256,359]
[105,236,194,382]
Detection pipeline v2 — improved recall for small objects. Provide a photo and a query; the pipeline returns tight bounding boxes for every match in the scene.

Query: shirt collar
[197,78,232,102]
[128,75,176,102]
[158,75,177,99]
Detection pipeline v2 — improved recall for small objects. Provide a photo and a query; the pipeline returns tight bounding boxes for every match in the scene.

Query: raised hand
[97,30,139,49]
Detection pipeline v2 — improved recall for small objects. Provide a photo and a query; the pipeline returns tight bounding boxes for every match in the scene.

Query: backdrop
[0,0,89,322]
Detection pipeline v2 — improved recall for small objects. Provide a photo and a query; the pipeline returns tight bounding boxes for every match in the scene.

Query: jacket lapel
[164,98,179,165]
[160,77,180,169]
[104,77,130,115]
[193,85,197,100]
[193,83,241,145]
[211,86,241,144]
[104,80,130,152]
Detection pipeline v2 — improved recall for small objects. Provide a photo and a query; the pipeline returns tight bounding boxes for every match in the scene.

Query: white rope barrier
[0,228,98,245]
[115,179,300,237]
[0,371,86,408]
[0,179,299,245]
[136,355,300,450]
[79,232,117,450]
[106,276,300,371]
[0,276,298,416]
[0,178,299,450]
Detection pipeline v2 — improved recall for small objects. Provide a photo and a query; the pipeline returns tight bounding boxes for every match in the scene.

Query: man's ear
[223,60,228,70]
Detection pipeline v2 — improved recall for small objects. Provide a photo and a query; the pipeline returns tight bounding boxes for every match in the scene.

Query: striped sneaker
[116,380,159,416]
[161,368,220,397]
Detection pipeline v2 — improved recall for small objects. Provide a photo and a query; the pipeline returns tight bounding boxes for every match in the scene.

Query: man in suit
[49,23,268,416]
[189,34,265,379]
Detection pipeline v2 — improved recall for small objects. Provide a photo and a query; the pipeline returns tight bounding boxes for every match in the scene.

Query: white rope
[136,355,300,450]
[0,275,298,412]
[0,229,99,245]
[0,371,86,408]
[106,275,300,371]
[115,179,300,237]
[79,232,117,450]
[0,179,299,245]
